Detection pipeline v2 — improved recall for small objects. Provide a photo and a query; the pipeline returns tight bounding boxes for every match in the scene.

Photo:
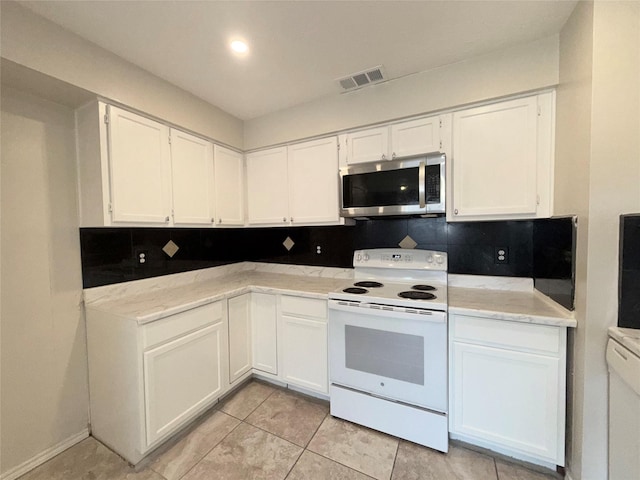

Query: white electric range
[328,248,449,453]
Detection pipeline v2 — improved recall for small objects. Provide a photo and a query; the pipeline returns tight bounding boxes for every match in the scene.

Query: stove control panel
[353,249,447,270]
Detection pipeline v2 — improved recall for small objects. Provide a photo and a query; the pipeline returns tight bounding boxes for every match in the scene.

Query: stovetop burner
[398,291,437,300]
[343,287,369,294]
[411,284,436,291]
[354,281,384,288]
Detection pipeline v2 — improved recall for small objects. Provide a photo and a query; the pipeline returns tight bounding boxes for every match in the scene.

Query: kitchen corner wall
[80,216,575,308]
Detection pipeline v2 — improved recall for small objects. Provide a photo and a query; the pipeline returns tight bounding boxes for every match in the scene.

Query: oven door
[328,300,447,412]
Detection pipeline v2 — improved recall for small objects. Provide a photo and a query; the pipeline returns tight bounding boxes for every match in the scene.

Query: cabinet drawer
[451,314,561,355]
[142,301,223,349]
[281,295,327,320]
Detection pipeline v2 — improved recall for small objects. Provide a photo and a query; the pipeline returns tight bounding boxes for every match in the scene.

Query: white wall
[0,1,244,149]
[558,2,640,479]
[0,87,89,477]
[244,35,559,150]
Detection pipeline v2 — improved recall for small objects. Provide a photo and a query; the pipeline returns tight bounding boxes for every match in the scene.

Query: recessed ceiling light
[230,40,248,54]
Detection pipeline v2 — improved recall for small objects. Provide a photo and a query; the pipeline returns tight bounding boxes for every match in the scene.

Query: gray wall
[1,87,89,476]
[244,35,559,150]
[558,2,640,479]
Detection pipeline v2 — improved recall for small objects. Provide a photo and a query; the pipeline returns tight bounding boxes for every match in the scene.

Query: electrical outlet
[135,249,149,265]
[316,245,322,254]
[495,247,509,264]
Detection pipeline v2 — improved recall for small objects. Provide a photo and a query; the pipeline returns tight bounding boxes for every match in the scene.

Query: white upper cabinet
[346,126,390,164]
[108,105,172,224]
[390,116,442,158]
[246,138,340,226]
[77,101,242,228]
[213,145,245,226]
[170,129,215,225]
[246,147,289,225]
[287,137,339,224]
[345,115,446,165]
[449,92,555,221]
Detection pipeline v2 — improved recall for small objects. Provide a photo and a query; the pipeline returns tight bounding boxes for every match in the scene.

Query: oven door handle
[328,300,446,323]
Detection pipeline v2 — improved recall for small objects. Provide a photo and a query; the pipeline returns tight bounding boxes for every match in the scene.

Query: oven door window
[345,326,424,385]
[342,167,420,207]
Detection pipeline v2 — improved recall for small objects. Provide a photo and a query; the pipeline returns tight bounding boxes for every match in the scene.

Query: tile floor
[19,380,562,480]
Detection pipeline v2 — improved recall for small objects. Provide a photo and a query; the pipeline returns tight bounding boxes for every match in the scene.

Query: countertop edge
[448,305,576,328]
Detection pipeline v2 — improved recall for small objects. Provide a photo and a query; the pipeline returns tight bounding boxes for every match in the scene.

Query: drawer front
[451,313,561,355]
[281,295,327,320]
[142,301,223,349]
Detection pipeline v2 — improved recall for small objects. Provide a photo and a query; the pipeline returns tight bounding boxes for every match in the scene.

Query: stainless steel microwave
[339,153,445,217]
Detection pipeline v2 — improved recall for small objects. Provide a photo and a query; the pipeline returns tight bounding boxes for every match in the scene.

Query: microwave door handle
[418,161,426,208]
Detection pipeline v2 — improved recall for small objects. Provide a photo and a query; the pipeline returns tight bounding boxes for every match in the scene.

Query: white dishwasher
[607,327,640,480]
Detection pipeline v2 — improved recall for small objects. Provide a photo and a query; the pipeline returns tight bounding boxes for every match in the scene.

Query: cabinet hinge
[168,134,172,145]
[536,195,540,205]
[537,106,542,116]
[439,140,443,150]
[103,113,109,125]
[439,118,443,128]
[108,203,112,213]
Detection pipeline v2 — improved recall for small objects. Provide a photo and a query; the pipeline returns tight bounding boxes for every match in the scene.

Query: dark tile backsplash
[533,217,576,310]
[619,214,640,328]
[80,216,576,311]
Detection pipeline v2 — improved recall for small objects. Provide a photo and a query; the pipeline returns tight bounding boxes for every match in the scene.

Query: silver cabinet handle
[290,217,294,223]
[381,154,386,160]
[392,152,397,159]
[454,209,459,215]
[283,217,287,222]
[218,218,222,224]
[165,216,170,222]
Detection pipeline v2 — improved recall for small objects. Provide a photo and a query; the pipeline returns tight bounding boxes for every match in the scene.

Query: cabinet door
[346,126,389,164]
[170,129,215,225]
[450,341,561,463]
[228,294,252,383]
[251,293,277,375]
[246,147,289,225]
[287,137,339,224]
[144,322,223,446]
[390,116,441,158]
[280,315,328,394]
[107,106,172,224]
[213,145,244,226]
[451,96,538,219]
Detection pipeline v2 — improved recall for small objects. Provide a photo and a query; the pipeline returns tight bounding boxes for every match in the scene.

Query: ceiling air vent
[337,66,386,91]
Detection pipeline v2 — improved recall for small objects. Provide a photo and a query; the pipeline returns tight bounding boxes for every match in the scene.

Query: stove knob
[363,253,370,261]
[356,253,362,262]
[436,255,444,264]
[427,255,433,263]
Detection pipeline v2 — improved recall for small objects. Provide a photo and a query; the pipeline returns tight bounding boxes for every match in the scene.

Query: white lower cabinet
[449,313,566,467]
[144,322,224,445]
[228,293,252,383]
[251,292,278,375]
[86,301,228,464]
[279,296,328,394]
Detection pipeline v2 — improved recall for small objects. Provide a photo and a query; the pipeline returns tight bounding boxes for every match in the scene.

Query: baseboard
[0,429,89,480]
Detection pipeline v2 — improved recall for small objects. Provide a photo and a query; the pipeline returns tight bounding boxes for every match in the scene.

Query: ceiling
[19,1,577,121]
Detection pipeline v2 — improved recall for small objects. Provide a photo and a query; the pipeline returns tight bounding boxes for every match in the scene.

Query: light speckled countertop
[84,264,576,328]
[449,286,576,327]
[85,270,348,324]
